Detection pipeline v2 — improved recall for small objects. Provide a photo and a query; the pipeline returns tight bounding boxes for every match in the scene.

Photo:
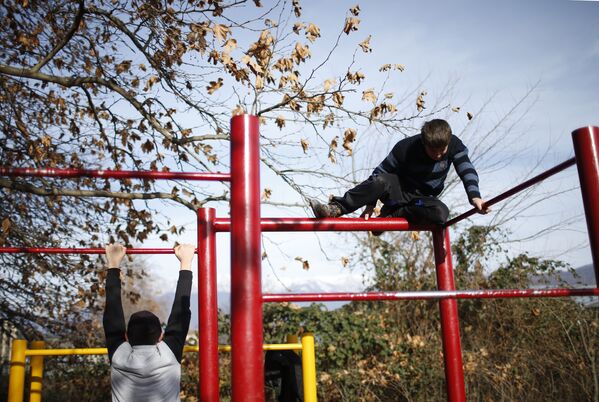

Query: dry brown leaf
[293,22,305,35]
[261,251,267,260]
[323,78,336,92]
[282,94,300,111]
[416,91,427,112]
[141,139,154,153]
[222,38,237,53]
[350,4,360,16]
[232,105,245,116]
[362,88,376,103]
[275,116,285,129]
[295,256,310,270]
[261,188,272,201]
[341,256,350,267]
[144,75,160,91]
[2,218,10,234]
[292,0,302,17]
[379,64,391,72]
[264,18,277,27]
[291,42,311,64]
[394,64,406,72]
[306,23,321,42]
[332,92,345,106]
[467,112,474,120]
[212,24,230,43]
[385,103,398,113]
[208,50,220,65]
[328,136,338,163]
[343,17,360,35]
[384,92,394,99]
[343,128,357,155]
[323,113,335,129]
[273,57,293,72]
[115,60,131,75]
[287,71,300,85]
[206,78,223,94]
[255,75,264,90]
[410,231,420,241]
[41,135,52,147]
[370,105,382,121]
[359,35,372,53]
[346,71,365,84]
[300,138,309,153]
[452,106,461,113]
[306,95,324,115]
[241,54,263,74]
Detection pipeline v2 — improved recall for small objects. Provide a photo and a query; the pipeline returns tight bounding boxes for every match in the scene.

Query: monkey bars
[2,118,598,402]
[7,335,317,402]
[0,167,231,181]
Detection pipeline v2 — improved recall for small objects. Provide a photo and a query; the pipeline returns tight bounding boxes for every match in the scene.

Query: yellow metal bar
[24,343,303,356]
[8,338,316,402]
[29,341,45,402]
[216,343,303,353]
[301,333,317,402]
[25,348,108,356]
[8,339,27,402]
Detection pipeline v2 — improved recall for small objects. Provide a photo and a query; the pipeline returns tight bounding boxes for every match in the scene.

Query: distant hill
[531,264,597,307]
[547,264,596,287]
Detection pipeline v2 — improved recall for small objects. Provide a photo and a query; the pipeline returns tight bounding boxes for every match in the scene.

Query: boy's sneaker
[309,199,342,218]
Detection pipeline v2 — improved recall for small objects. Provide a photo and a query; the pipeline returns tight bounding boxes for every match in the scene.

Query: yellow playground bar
[7,333,317,402]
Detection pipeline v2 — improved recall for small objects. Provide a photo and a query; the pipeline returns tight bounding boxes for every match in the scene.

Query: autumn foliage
[1,1,594,401]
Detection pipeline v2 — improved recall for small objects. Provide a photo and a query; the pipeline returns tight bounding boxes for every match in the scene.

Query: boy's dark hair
[127,310,162,346]
[421,119,452,148]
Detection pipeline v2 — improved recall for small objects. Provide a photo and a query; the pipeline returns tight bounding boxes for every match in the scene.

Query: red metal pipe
[572,126,599,282]
[198,208,219,402]
[446,157,576,227]
[214,217,431,232]
[433,228,466,402]
[0,167,231,181]
[0,247,184,254]
[263,287,599,302]
[230,114,264,401]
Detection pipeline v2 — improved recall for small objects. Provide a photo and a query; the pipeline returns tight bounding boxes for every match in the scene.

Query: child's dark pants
[331,173,449,225]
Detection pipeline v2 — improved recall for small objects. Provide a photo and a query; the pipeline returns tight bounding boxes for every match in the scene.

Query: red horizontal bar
[0,167,230,182]
[214,217,433,232]
[446,157,576,227]
[0,247,190,255]
[263,287,599,302]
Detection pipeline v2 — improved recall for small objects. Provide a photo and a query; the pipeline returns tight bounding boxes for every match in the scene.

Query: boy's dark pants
[331,173,449,225]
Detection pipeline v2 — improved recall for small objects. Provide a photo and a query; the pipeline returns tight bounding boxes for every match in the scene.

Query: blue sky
[142,0,599,320]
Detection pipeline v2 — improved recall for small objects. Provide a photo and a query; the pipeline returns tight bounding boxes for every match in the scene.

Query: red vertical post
[433,228,466,402]
[230,114,263,401]
[198,208,219,401]
[572,126,599,282]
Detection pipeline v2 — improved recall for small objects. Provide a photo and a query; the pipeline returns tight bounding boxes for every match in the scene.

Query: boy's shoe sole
[309,199,342,218]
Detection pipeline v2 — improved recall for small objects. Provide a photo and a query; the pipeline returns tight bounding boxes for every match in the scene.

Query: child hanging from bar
[309,119,490,230]
[103,242,195,402]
